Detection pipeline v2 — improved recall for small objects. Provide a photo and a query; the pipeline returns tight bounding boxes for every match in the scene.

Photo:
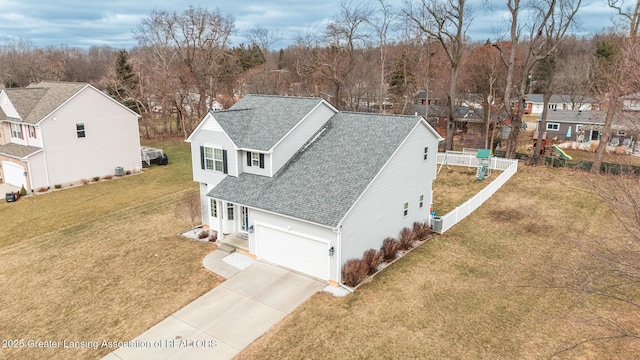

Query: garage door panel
[2,161,26,187]
[256,225,329,280]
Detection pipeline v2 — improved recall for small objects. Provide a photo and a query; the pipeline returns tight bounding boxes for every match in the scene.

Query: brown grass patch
[235,165,640,360]
[0,139,220,360]
[432,166,501,215]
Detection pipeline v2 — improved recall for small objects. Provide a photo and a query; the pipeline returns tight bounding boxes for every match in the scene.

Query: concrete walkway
[103,250,325,360]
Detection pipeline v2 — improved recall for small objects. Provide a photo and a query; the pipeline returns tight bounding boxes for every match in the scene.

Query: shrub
[413,221,431,241]
[92,176,100,182]
[198,230,209,239]
[81,179,90,185]
[342,259,369,287]
[362,249,382,275]
[380,237,399,262]
[398,227,414,250]
[37,187,48,193]
[209,232,218,242]
[19,185,27,196]
[125,170,132,175]
[54,184,62,189]
[102,175,113,180]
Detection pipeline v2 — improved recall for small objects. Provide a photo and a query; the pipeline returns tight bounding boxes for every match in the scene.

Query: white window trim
[546,122,560,131]
[227,203,235,220]
[204,146,224,172]
[251,152,260,167]
[210,198,217,218]
[11,123,22,138]
[76,123,86,138]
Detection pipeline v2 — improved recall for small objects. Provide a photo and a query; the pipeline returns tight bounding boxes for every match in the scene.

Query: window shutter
[222,150,228,174]
[20,125,24,139]
[259,153,265,169]
[200,146,205,170]
[247,151,252,167]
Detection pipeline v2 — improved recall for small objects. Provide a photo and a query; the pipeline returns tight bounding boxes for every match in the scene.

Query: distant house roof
[538,109,605,124]
[525,93,594,105]
[2,82,87,124]
[209,112,436,227]
[0,143,42,159]
[210,94,330,151]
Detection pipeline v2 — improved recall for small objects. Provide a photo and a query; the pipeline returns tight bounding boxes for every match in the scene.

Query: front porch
[220,231,250,253]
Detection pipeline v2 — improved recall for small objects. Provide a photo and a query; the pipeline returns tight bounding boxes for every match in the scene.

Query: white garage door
[2,161,26,187]
[256,225,329,280]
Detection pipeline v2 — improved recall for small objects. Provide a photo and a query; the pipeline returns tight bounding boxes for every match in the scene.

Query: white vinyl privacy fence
[433,151,518,234]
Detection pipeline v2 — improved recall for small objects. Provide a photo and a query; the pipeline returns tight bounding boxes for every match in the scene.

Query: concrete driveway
[0,183,19,198]
[104,252,325,360]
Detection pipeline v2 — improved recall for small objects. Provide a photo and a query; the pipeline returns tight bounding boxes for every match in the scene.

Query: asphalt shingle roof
[0,143,42,159]
[212,95,326,151]
[209,112,422,227]
[3,82,86,124]
[538,109,605,123]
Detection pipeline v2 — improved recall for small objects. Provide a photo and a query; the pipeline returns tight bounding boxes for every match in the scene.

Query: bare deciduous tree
[174,190,201,233]
[404,0,471,151]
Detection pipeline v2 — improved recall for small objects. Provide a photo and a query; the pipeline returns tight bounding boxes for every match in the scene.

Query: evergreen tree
[388,50,416,114]
[107,49,138,112]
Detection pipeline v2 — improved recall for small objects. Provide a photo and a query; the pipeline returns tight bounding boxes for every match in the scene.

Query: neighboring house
[0,81,141,190]
[187,94,443,284]
[523,94,594,115]
[536,110,620,142]
[622,92,640,111]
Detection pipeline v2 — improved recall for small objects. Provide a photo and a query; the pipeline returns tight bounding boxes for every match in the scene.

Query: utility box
[115,166,124,176]
[431,216,443,233]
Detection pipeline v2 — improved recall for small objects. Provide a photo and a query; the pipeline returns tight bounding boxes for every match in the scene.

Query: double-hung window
[419,195,424,209]
[76,123,86,138]
[203,147,224,172]
[423,147,429,160]
[246,151,265,169]
[11,123,22,139]
[403,203,409,217]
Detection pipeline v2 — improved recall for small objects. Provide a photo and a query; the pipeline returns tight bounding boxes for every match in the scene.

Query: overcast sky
[0,0,620,50]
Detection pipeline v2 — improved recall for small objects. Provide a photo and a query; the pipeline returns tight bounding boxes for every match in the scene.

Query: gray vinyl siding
[242,151,271,177]
[271,103,336,174]
[190,128,236,187]
[39,87,140,186]
[27,152,47,189]
[339,122,439,265]
[200,182,209,227]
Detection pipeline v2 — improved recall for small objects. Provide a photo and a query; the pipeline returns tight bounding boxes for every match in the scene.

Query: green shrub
[92,176,100,182]
[19,185,27,196]
[341,259,369,287]
[54,184,62,189]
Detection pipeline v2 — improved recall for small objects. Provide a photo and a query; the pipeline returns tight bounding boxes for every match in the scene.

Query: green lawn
[0,138,220,360]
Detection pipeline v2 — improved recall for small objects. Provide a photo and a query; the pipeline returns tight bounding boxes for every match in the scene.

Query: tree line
[0,1,638,163]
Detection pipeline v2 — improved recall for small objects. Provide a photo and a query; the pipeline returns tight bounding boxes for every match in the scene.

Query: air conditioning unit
[115,166,125,176]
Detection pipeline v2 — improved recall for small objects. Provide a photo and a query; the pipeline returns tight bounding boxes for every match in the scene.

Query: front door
[591,130,600,141]
[240,206,249,231]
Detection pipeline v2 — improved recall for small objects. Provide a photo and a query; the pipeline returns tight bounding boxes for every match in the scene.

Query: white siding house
[0,82,141,190]
[187,95,443,285]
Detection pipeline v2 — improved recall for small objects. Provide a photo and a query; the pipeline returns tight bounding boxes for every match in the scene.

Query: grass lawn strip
[0,139,220,360]
[236,165,640,359]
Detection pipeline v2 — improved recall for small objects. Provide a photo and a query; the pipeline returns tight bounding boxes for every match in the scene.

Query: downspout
[332,225,353,293]
[25,157,33,193]
[37,124,51,189]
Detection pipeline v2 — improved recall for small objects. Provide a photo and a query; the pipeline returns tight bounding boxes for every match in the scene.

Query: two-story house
[0,81,141,191]
[187,95,443,285]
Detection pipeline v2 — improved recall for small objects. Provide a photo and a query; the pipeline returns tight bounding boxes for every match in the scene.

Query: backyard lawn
[0,138,220,360]
[236,164,640,359]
